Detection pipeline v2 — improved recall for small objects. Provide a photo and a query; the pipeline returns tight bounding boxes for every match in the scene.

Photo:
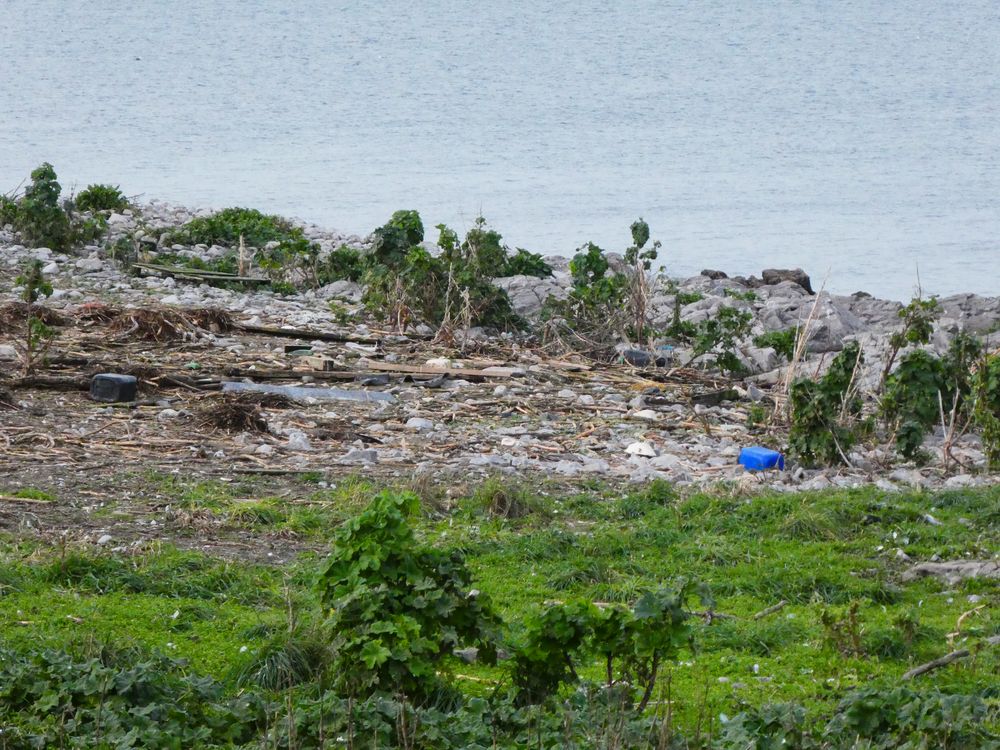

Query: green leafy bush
[318,245,365,283]
[881,295,940,387]
[15,162,72,251]
[881,333,985,460]
[502,247,552,277]
[14,259,56,374]
[169,206,301,248]
[972,353,1000,469]
[0,194,17,226]
[511,585,699,708]
[3,164,115,251]
[74,183,128,213]
[789,341,864,466]
[363,212,520,330]
[317,491,501,698]
[689,306,753,376]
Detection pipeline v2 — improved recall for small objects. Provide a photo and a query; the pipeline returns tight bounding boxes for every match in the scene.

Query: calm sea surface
[2,2,998,301]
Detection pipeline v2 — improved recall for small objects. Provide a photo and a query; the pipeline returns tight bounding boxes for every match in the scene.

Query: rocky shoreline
[2,199,999,497]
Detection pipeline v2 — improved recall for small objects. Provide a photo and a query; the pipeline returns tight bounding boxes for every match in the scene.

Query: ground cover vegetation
[0,477,996,748]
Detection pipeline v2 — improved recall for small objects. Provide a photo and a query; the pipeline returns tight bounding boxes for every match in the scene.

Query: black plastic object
[90,373,138,403]
[621,349,667,368]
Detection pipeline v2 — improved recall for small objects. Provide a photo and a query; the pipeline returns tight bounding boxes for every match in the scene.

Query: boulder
[936,294,1000,334]
[761,268,814,294]
[494,274,569,317]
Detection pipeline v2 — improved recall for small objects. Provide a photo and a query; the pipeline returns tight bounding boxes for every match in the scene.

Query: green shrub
[318,245,365,283]
[0,646,265,747]
[363,212,520,330]
[317,491,502,698]
[74,183,128,213]
[972,353,1000,469]
[4,164,114,251]
[502,247,552,277]
[16,162,72,251]
[169,206,301,248]
[881,295,940,388]
[689,306,753,376]
[511,585,699,708]
[789,341,864,466]
[0,194,17,226]
[881,333,985,460]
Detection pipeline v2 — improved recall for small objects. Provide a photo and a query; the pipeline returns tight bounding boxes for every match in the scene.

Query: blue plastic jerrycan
[738,446,785,471]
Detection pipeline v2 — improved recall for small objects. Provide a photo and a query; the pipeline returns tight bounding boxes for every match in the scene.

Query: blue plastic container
[738,446,785,471]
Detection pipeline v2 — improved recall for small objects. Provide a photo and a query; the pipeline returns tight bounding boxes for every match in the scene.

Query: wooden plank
[363,361,518,379]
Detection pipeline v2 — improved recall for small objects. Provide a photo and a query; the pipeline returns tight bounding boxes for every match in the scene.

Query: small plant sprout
[15,259,56,374]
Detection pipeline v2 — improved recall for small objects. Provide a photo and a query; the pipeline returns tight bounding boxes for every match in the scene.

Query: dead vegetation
[0,302,67,333]
[195,392,276,433]
[103,307,233,342]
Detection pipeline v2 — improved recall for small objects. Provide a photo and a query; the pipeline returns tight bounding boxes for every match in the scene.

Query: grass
[0,477,996,740]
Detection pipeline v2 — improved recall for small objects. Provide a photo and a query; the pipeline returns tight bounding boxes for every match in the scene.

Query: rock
[650,453,683,470]
[700,269,728,280]
[75,258,104,273]
[802,474,831,491]
[0,344,16,361]
[97,534,113,545]
[746,346,779,373]
[405,417,434,431]
[156,408,180,421]
[42,262,59,274]
[341,447,378,464]
[944,474,975,488]
[875,479,899,493]
[494,274,568,317]
[254,444,275,456]
[625,441,657,457]
[761,268,813,294]
[889,468,924,486]
[317,280,363,303]
[902,560,1000,585]
[286,430,312,451]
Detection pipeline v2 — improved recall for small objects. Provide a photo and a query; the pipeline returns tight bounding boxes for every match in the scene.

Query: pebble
[405,417,435,431]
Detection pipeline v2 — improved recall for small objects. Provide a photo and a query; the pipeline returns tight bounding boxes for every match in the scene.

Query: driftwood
[752,600,789,620]
[236,323,380,346]
[901,635,1000,680]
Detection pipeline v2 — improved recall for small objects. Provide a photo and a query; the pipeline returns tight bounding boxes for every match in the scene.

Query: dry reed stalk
[776,273,829,419]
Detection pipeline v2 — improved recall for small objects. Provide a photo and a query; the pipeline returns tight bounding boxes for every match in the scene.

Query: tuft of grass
[232,630,332,690]
[10,487,55,501]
